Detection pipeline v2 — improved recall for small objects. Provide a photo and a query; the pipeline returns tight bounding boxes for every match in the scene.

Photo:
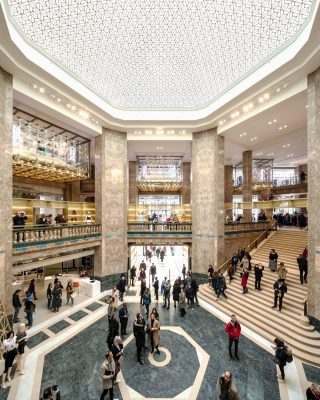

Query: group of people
[273,211,307,228]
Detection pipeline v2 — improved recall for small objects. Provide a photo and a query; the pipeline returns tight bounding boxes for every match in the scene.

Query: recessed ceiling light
[33,84,37,89]
[268,121,272,125]
[276,88,281,93]
[264,93,270,100]
[287,144,290,147]
[57,98,61,102]
[305,105,309,109]
[273,119,277,122]
[67,103,71,108]
[39,87,45,93]
[258,97,264,103]
[71,105,76,111]
[284,125,287,128]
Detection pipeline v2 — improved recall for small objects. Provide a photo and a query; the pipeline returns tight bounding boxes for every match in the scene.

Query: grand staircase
[198,229,320,366]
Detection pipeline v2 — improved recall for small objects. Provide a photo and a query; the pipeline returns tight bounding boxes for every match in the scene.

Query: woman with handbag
[100,351,115,400]
[150,313,160,354]
[1,331,18,388]
[111,336,123,384]
[241,268,249,294]
[52,283,62,313]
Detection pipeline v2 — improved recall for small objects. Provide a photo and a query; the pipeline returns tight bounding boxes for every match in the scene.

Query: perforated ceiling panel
[7,0,314,110]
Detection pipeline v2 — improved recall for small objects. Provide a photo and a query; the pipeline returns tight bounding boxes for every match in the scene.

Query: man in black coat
[133,313,147,365]
[119,303,128,336]
[153,277,159,301]
[272,280,287,311]
[297,254,308,284]
[12,290,22,323]
[254,264,264,291]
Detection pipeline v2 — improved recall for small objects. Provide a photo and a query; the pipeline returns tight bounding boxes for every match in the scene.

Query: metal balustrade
[127,222,192,233]
[13,223,101,247]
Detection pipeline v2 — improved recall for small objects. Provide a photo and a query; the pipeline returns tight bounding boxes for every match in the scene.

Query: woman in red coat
[241,268,249,294]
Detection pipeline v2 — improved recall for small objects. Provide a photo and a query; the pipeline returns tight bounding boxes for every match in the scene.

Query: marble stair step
[251,258,302,273]
[203,284,314,333]
[198,289,320,360]
[243,273,307,295]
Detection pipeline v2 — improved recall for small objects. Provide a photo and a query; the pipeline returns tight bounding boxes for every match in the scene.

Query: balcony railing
[127,222,192,233]
[13,223,101,248]
[224,221,269,233]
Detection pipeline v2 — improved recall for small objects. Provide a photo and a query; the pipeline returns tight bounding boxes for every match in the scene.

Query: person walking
[118,275,126,302]
[254,264,264,291]
[160,248,165,262]
[217,370,240,400]
[111,336,123,384]
[178,287,186,317]
[100,351,115,400]
[107,297,116,327]
[225,314,241,360]
[182,264,187,281]
[24,292,36,327]
[269,249,278,272]
[140,279,147,305]
[227,263,235,284]
[231,253,240,272]
[208,264,214,285]
[47,283,53,310]
[272,338,288,383]
[119,303,128,336]
[150,263,157,284]
[150,313,160,354]
[214,272,228,301]
[28,279,38,300]
[191,278,199,305]
[297,254,308,284]
[12,289,22,323]
[241,268,249,294]
[277,262,287,282]
[185,283,195,307]
[153,277,159,301]
[130,265,136,286]
[133,313,146,365]
[143,287,151,319]
[272,280,287,312]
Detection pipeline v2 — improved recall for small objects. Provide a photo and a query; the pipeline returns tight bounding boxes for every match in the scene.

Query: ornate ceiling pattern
[6,0,315,110]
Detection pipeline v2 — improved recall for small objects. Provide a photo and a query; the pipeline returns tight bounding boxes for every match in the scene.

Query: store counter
[80,278,101,297]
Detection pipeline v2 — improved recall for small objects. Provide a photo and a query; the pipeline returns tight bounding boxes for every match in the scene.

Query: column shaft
[192,128,225,275]
[181,162,191,204]
[0,67,13,314]
[242,151,252,222]
[307,66,320,322]
[94,129,128,289]
[224,165,233,221]
[128,161,138,204]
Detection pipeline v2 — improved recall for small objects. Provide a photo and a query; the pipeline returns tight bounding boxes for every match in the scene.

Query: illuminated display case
[12,109,90,182]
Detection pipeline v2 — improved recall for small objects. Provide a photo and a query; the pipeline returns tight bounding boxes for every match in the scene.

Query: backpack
[284,346,293,363]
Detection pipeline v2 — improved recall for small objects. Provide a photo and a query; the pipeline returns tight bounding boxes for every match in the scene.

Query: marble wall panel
[95,129,128,279]
[224,165,233,220]
[182,162,191,204]
[242,150,252,222]
[128,161,138,204]
[192,129,225,273]
[307,67,320,320]
[0,67,13,314]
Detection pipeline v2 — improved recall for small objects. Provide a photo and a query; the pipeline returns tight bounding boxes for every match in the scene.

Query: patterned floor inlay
[68,310,89,322]
[303,362,320,385]
[26,331,50,349]
[85,302,104,312]
[47,320,71,334]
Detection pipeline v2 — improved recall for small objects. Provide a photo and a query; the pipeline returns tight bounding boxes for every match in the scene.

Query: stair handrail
[215,220,277,274]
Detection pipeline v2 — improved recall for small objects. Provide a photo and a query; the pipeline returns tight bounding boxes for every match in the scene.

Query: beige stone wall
[242,150,252,222]
[224,165,233,220]
[95,129,128,278]
[307,67,320,320]
[192,129,224,273]
[0,67,13,313]
[224,233,264,261]
[128,161,138,204]
[181,162,191,204]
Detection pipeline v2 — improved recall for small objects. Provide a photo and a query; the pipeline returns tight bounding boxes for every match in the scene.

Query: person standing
[12,289,22,323]
[306,383,320,400]
[225,314,241,360]
[100,351,115,400]
[1,331,17,388]
[111,336,123,384]
[227,263,234,284]
[28,279,38,300]
[130,265,136,286]
[16,323,28,375]
[139,260,147,272]
[162,279,171,309]
[178,287,186,317]
[66,282,74,306]
[218,370,240,400]
[160,248,165,262]
[303,245,308,259]
[172,280,180,308]
[47,283,53,310]
[182,264,187,281]
[191,278,199,305]
[153,277,159,301]
[24,293,36,327]
[231,253,239,272]
[133,313,146,365]
[277,262,287,282]
[107,297,116,327]
[156,247,161,259]
[241,268,249,294]
[118,275,126,301]
[214,272,228,301]
[143,287,151,319]
[150,313,160,354]
[269,249,278,272]
[140,279,147,305]
[272,280,287,312]
[119,303,128,336]
[111,286,120,308]
[208,264,214,285]
[185,283,195,307]
[150,263,157,284]
[51,284,62,313]
[272,338,287,382]
[254,264,264,291]
[107,315,119,351]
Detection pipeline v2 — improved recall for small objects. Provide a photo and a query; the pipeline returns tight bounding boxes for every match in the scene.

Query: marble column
[307,66,320,324]
[242,150,252,222]
[192,128,225,276]
[94,129,128,289]
[181,162,191,204]
[0,67,13,315]
[224,165,233,221]
[63,181,81,202]
[128,161,138,204]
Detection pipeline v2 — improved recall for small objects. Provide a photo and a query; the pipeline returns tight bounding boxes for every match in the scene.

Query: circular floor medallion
[148,347,171,367]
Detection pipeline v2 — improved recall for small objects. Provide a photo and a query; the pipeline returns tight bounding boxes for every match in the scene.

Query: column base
[94,272,127,291]
[191,273,208,284]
